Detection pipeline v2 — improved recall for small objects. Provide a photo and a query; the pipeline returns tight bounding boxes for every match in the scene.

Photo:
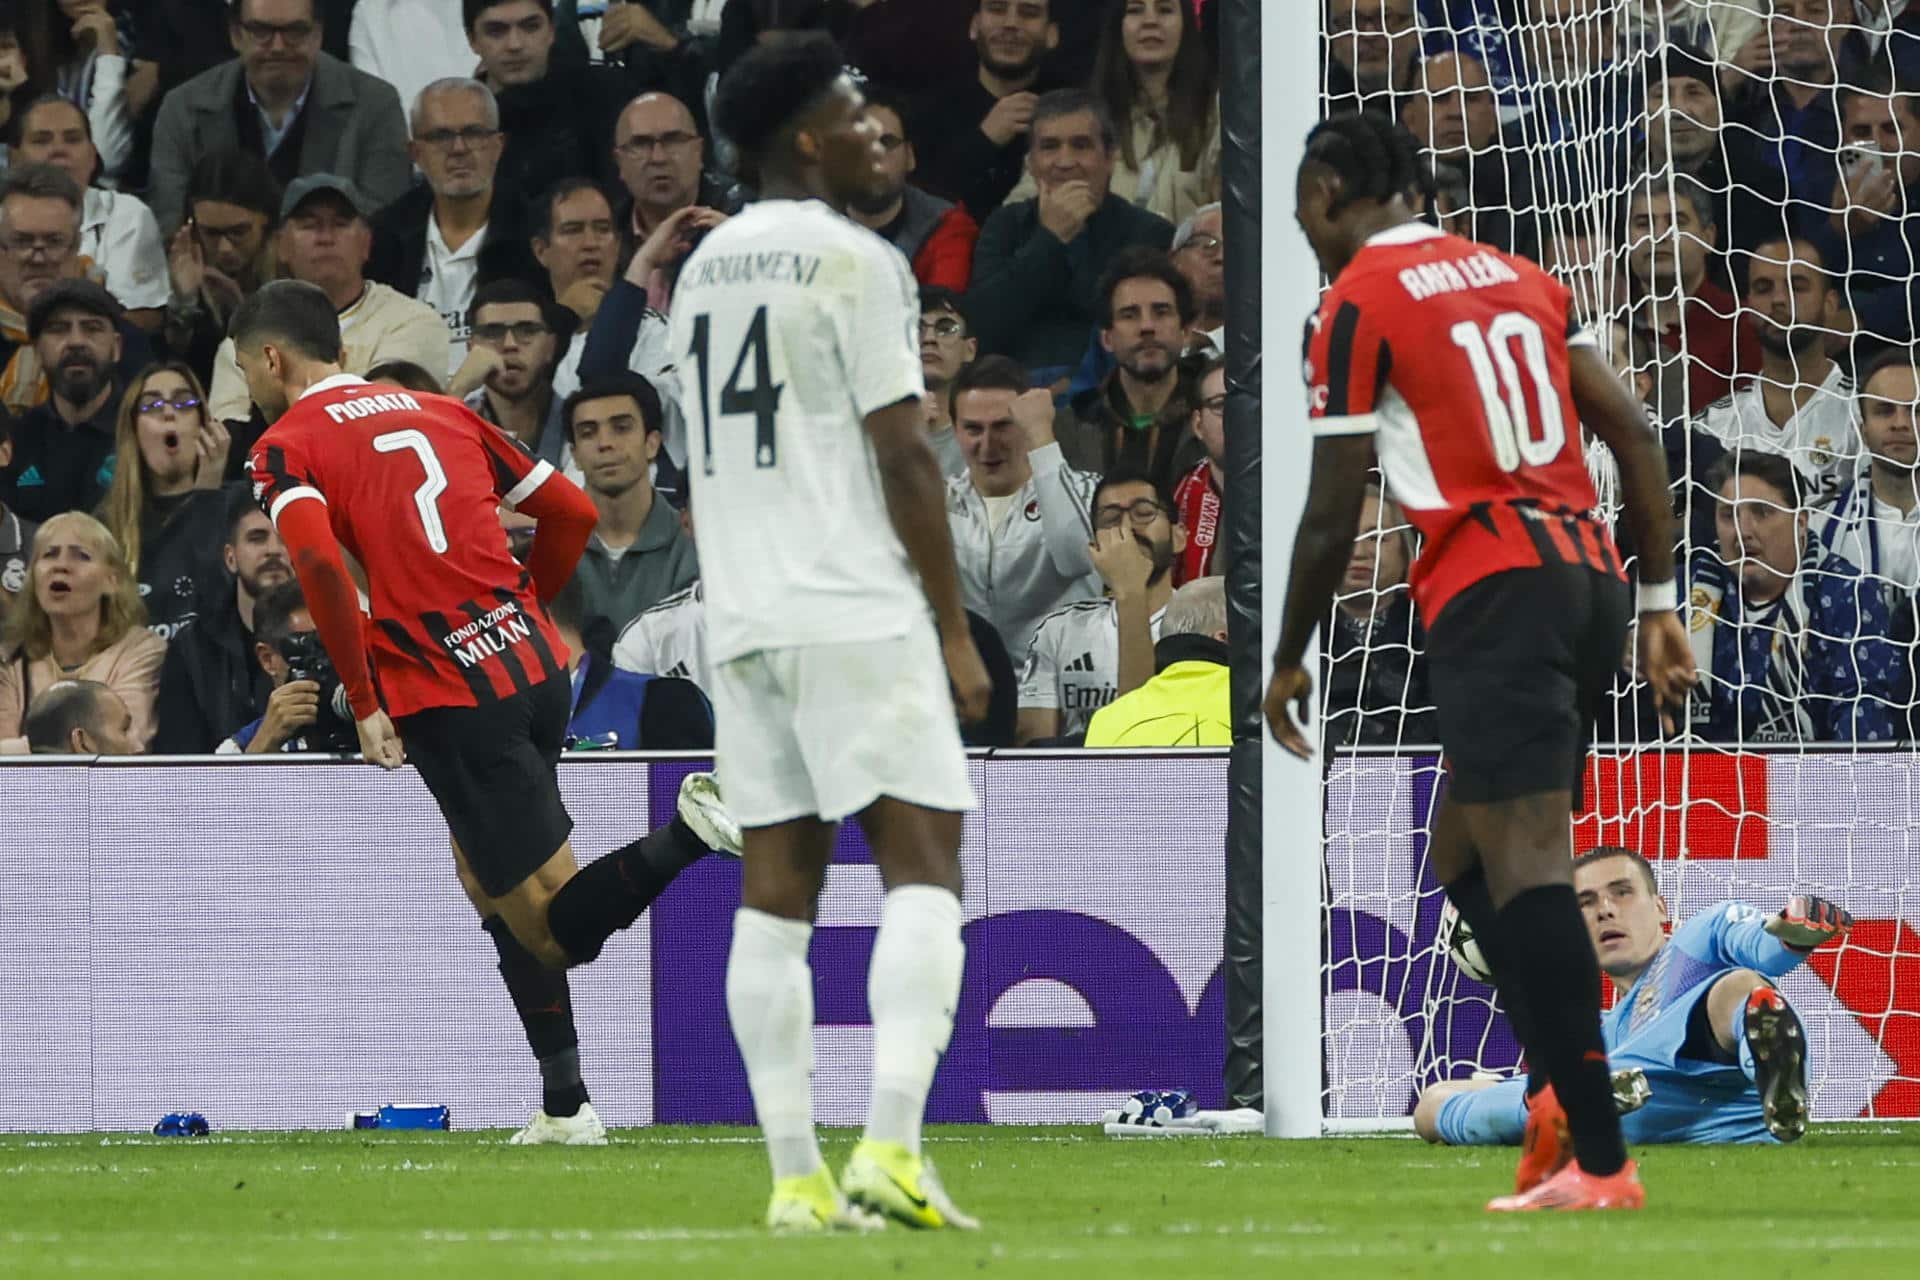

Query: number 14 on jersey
[689,305,785,474]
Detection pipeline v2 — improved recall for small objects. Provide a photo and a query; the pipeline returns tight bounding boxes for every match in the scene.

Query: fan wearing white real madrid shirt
[614,471,709,693]
[1018,466,1185,744]
[1816,349,1920,599]
[667,34,991,1234]
[1690,235,1860,502]
[943,354,1101,661]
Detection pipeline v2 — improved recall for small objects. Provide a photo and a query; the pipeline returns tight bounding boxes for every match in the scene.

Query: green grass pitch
[5,1124,1918,1278]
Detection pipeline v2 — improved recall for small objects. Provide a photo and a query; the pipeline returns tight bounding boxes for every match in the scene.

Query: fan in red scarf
[1171,355,1226,585]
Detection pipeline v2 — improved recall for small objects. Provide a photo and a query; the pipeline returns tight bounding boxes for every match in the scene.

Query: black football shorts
[1424,562,1631,808]
[397,673,574,897]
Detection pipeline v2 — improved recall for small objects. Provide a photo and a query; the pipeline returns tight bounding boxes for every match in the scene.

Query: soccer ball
[1437,899,1495,984]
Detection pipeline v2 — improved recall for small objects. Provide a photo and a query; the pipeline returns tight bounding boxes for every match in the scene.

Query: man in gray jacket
[147,0,411,234]
[945,355,1101,660]
[565,373,698,639]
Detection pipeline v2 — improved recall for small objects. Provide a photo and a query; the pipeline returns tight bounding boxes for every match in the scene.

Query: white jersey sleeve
[1018,614,1067,711]
[842,234,926,420]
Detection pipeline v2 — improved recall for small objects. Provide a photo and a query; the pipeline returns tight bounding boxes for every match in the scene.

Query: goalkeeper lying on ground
[1416,846,1852,1148]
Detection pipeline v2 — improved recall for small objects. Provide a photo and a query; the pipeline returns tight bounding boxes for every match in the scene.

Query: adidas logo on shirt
[17,465,43,487]
[1066,652,1096,673]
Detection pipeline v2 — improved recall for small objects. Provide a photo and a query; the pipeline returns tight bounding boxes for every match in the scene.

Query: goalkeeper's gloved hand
[1764,894,1854,951]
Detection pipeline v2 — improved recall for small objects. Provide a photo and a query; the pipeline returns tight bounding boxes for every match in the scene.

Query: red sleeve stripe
[268,485,326,526]
[502,460,556,511]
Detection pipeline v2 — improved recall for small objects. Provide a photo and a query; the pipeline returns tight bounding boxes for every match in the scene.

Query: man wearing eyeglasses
[1017,467,1187,746]
[1169,202,1224,354]
[147,0,411,236]
[919,288,978,478]
[370,78,542,379]
[0,166,93,414]
[1171,354,1224,587]
[845,93,980,293]
[206,175,453,423]
[609,91,742,311]
[460,279,571,469]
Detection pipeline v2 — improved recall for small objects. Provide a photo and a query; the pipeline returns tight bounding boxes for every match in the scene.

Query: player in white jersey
[670,35,991,1235]
[1017,469,1186,743]
[613,581,710,692]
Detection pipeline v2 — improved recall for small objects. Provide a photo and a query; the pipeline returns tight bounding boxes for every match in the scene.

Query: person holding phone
[1813,65,1920,345]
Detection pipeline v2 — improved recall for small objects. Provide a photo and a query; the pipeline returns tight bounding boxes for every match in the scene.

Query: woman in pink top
[0,511,164,751]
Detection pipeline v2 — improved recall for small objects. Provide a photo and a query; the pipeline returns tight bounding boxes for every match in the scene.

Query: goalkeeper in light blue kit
[1416,846,1853,1149]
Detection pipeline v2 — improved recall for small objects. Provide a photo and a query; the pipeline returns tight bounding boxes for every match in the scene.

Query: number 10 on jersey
[690,306,785,474]
[1449,311,1566,473]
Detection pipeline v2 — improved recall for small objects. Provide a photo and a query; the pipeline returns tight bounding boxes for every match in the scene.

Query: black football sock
[482,915,589,1118]
[545,819,708,965]
[1443,868,1546,1098]
[1495,885,1629,1177]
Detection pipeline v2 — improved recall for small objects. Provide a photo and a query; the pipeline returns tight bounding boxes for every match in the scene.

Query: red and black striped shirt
[249,375,569,718]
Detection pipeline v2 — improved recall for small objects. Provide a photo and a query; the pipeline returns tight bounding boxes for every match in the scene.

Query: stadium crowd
[8,0,1919,758]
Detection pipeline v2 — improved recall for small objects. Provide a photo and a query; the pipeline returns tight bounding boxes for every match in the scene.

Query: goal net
[1315,0,1920,1128]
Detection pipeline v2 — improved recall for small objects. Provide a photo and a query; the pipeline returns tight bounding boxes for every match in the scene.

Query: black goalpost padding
[1218,0,1264,1112]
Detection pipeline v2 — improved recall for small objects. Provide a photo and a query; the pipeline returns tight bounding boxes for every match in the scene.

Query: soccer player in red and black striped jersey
[1263,117,1698,1212]
[236,279,741,1145]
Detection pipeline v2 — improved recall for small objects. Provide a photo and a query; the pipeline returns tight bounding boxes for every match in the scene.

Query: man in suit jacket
[146,0,411,235]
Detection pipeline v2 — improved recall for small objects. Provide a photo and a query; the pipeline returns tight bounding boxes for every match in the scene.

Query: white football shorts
[711,617,977,827]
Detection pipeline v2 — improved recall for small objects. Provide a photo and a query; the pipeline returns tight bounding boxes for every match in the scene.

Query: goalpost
[1239,0,1920,1137]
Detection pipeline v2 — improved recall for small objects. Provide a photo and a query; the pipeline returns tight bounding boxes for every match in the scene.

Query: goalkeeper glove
[1764,894,1854,951]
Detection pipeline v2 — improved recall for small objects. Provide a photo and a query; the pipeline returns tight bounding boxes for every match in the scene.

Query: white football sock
[865,885,966,1156]
[726,907,822,1181]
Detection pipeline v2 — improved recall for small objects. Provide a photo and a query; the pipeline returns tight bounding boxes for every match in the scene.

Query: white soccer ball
[1438,899,1495,984]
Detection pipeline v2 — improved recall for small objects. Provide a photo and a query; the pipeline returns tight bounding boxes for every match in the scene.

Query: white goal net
[1316,0,1920,1126]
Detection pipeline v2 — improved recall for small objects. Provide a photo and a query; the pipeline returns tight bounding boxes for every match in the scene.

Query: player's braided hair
[1302,112,1423,216]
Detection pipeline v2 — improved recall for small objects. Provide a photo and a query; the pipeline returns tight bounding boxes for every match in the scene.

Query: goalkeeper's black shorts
[1424,562,1631,808]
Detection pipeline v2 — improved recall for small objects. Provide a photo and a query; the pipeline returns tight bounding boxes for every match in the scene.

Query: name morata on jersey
[1302,223,1625,621]
[249,374,568,717]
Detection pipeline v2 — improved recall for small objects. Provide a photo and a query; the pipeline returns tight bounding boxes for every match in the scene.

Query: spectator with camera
[147,0,411,235]
[847,92,979,292]
[914,0,1062,222]
[1809,64,1920,346]
[163,148,281,390]
[565,373,697,637]
[967,89,1175,379]
[150,488,286,753]
[0,278,135,524]
[945,356,1100,663]
[368,77,541,377]
[0,510,164,752]
[1323,483,1435,749]
[1692,234,1858,506]
[97,361,234,639]
[1083,574,1227,747]
[207,175,453,422]
[1056,247,1204,493]
[21,676,135,754]
[1688,449,1904,744]
[1017,466,1184,745]
[218,577,355,753]
[11,95,169,322]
